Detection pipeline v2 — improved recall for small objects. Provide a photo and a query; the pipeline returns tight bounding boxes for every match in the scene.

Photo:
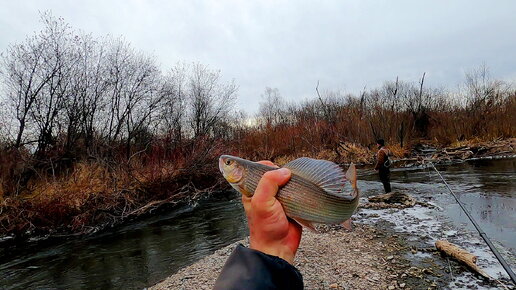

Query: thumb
[252,168,291,211]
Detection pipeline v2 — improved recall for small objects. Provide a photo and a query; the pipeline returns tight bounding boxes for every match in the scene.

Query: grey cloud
[1,0,515,113]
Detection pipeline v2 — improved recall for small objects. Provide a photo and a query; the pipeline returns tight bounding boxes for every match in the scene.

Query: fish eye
[225,160,231,165]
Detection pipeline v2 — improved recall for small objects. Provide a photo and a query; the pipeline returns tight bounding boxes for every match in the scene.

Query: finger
[252,168,291,209]
[286,221,303,252]
[257,160,278,168]
[241,195,252,215]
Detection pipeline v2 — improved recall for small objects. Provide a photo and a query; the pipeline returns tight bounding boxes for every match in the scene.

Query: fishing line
[423,160,454,280]
[427,162,516,285]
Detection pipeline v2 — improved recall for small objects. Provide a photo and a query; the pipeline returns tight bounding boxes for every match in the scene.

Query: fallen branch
[435,240,490,279]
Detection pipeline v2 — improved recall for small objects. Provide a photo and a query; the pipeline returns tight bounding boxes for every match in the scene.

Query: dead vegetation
[0,14,514,240]
[0,142,225,238]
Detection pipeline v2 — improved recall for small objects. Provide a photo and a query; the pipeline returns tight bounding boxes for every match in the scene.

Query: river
[0,158,514,289]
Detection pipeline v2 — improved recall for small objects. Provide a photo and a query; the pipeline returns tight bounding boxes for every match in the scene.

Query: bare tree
[258,87,285,127]
[160,63,188,145]
[0,13,67,149]
[30,14,78,155]
[187,63,237,138]
[61,34,109,152]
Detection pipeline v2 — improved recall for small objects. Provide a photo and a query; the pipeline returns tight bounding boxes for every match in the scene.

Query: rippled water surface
[360,158,516,252]
[0,158,514,289]
[0,195,248,289]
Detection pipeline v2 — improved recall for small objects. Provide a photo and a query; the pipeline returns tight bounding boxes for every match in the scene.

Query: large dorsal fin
[283,157,349,197]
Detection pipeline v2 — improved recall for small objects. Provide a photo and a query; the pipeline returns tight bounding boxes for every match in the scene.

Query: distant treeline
[236,71,515,161]
[0,13,514,237]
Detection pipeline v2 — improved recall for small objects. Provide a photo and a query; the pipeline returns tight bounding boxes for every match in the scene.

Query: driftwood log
[435,240,490,279]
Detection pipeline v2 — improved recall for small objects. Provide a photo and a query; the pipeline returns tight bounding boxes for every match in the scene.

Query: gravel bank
[151,224,428,290]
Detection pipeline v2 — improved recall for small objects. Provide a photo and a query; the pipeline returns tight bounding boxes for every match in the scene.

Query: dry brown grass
[0,137,226,237]
[1,89,514,239]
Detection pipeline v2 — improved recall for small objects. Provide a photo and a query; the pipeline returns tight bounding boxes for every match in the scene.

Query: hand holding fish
[220,155,359,261]
[242,161,302,264]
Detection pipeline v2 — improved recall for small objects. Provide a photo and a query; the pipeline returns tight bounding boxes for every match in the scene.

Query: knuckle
[262,171,275,179]
[262,170,280,183]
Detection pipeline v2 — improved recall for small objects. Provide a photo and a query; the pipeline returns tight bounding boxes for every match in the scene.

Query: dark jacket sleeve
[213,244,303,290]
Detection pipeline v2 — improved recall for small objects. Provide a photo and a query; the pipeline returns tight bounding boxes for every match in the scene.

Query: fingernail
[277,168,290,176]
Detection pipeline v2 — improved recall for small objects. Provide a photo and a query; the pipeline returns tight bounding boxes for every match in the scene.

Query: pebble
[150,224,441,290]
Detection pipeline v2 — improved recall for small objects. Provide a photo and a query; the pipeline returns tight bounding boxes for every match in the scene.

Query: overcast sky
[1,0,515,113]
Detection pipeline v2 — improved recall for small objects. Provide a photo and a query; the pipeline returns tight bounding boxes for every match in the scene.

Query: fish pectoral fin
[292,217,318,232]
[341,218,353,231]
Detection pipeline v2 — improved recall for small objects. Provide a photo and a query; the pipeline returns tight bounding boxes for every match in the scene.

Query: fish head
[219,155,245,184]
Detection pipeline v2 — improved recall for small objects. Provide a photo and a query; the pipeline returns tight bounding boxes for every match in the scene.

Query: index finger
[257,160,278,168]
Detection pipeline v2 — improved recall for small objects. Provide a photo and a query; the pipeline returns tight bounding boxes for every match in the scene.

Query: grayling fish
[218,155,359,231]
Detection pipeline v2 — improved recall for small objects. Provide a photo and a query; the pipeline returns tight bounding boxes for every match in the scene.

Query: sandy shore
[151,224,431,290]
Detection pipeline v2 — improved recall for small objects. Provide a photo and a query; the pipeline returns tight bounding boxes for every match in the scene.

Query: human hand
[241,161,303,264]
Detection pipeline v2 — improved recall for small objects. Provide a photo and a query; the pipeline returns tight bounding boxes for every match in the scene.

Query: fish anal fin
[341,218,353,232]
[345,163,357,191]
[292,217,318,232]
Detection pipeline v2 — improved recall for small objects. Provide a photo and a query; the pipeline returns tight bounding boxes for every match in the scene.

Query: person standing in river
[375,139,392,193]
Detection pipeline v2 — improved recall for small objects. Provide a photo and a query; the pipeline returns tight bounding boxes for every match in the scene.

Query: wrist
[250,242,295,264]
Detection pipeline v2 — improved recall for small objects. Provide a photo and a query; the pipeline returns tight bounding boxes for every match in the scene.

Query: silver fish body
[219,155,359,228]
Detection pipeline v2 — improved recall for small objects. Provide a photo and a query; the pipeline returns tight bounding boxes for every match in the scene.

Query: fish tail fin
[345,163,358,197]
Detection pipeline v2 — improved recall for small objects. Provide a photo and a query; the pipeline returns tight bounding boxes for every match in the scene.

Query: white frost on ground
[356,203,514,288]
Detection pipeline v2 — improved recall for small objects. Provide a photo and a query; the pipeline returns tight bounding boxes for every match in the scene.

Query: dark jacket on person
[213,244,303,290]
[375,146,392,193]
[375,147,390,171]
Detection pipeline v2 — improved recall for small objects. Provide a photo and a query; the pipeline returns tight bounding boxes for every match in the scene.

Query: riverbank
[152,195,514,290]
[151,224,433,290]
[272,137,516,167]
[1,158,514,289]
[1,138,514,244]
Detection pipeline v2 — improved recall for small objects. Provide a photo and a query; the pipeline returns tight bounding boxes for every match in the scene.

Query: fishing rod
[428,162,516,284]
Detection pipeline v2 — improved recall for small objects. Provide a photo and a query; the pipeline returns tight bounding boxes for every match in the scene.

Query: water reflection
[0,194,248,289]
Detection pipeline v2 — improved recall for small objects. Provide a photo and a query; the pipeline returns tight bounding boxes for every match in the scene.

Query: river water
[0,158,514,289]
